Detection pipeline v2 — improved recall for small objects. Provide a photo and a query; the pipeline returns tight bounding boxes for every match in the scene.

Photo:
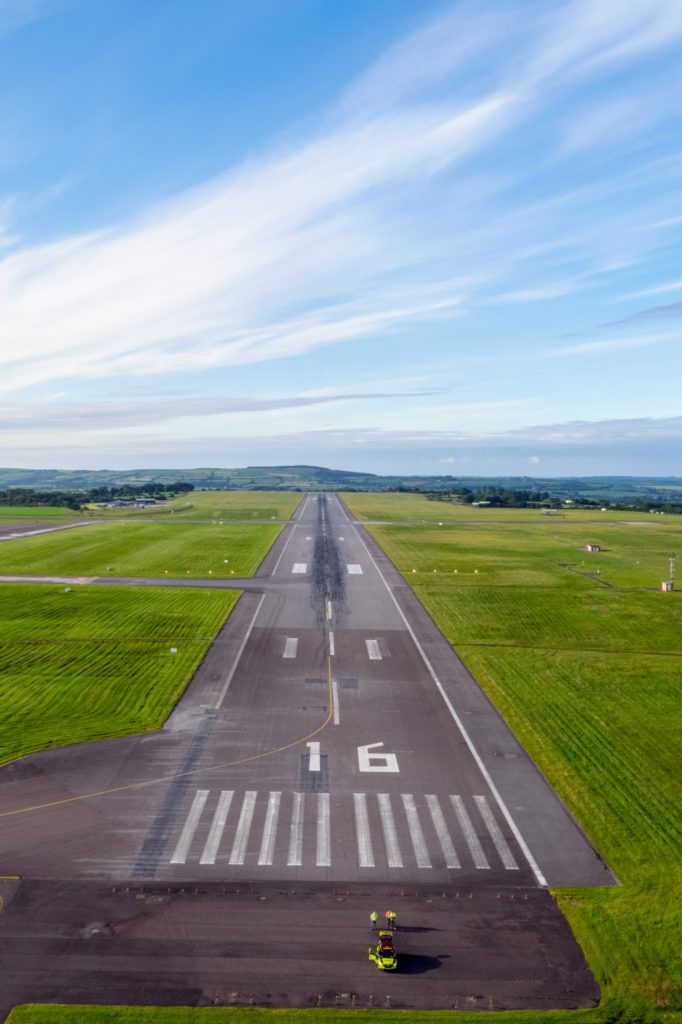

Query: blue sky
[1,0,681,476]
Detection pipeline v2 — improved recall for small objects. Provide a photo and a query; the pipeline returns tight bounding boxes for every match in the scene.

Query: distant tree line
[424,487,558,507]
[422,486,682,512]
[0,482,194,511]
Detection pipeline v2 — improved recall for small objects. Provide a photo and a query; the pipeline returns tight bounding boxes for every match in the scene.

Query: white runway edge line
[170,790,209,864]
[340,495,548,888]
[215,593,266,708]
[270,493,309,575]
[200,790,233,865]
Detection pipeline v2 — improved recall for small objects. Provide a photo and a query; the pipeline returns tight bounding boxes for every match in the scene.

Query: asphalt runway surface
[0,493,611,1016]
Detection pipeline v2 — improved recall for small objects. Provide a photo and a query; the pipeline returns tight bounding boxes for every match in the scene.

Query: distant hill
[0,465,681,503]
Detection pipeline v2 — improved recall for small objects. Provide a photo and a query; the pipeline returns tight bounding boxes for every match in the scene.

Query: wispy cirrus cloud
[617,278,682,300]
[549,331,678,357]
[0,385,445,432]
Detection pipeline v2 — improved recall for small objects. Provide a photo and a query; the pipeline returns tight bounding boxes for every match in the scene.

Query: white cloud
[0,92,511,393]
[548,331,678,357]
[619,278,682,300]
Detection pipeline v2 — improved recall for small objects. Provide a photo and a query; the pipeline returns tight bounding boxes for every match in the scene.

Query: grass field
[342,492,682,1016]
[0,506,78,518]
[359,520,679,590]
[8,1006,682,1023]
[344,490,675,527]
[87,490,302,521]
[0,521,281,578]
[0,585,239,765]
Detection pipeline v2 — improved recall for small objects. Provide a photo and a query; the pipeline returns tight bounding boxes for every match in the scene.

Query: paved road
[0,520,95,542]
[0,493,610,1014]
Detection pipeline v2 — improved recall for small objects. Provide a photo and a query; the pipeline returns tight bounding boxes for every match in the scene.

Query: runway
[0,492,610,1014]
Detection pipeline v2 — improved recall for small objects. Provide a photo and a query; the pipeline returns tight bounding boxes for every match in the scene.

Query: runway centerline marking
[346,496,547,887]
[170,789,208,864]
[329,630,335,656]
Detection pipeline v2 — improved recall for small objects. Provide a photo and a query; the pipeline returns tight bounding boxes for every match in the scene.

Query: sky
[1,0,681,477]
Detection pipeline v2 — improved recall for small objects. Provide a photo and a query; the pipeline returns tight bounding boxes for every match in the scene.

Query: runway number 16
[357,742,400,773]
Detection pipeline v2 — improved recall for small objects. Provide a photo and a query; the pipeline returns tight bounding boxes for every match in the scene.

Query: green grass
[343,490,679,529]
[361,517,681,590]
[8,1006,682,1023]
[0,584,239,765]
[0,506,78,518]
[87,490,302,521]
[0,521,281,578]
[341,493,682,1015]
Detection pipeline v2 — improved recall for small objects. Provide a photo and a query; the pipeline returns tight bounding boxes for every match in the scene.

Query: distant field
[0,585,238,765]
[88,490,301,521]
[0,521,281,578]
[343,492,682,1014]
[343,489,675,528]
[354,512,680,590]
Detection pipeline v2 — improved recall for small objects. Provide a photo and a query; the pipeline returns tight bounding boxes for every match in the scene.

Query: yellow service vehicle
[368,930,398,971]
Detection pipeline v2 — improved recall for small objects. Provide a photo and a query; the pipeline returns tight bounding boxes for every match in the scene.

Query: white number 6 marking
[357,742,400,773]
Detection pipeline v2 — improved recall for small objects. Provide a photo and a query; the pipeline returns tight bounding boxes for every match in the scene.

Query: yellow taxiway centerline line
[0,656,335,820]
